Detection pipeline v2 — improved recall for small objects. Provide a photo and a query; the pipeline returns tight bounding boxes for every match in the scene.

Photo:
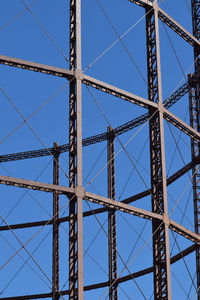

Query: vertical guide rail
[146,2,172,299]
[189,1,200,297]
[107,127,118,300]
[52,143,60,300]
[69,0,84,299]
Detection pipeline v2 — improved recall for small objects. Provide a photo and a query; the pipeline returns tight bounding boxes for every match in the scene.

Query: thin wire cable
[96,0,148,86]
[85,19,200,300]
[85,200,148,300]
[98,221,164,300]
[0,83,66,146]
[0,215,52,284]
[119,212,194,300]
[0,86,71,182]
[162,22,187,82]
[83,0,165,72]
[83,144,107,185]
[190,276,200,300]
[83,108,156,190]
[0,0,39,31]
[0,193,72,271]
[0,157,53,224]
[118,135,150,201]
[86,86,153,193]
[20,0,69,63]
[171,230,198,294]
[0,194,74,300]
[83,8,153,72]
[0,228,52,294]
[187,272,199,299]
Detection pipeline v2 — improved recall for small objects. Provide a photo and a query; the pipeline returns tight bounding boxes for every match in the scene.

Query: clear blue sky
[0,0,198,299]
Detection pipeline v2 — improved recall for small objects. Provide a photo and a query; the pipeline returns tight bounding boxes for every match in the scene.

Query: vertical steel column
[146,2,171,299]
[189,2,200,297]
[52,143,60,300]
[69,0,84,299]
[107,127,118,300]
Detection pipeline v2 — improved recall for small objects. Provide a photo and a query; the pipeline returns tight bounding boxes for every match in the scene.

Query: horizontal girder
[83,74,158,109]
[1,154,198,231]
[163,108,200,142]
[129,1,200,48]
[0,81,188,163]
[0,175,74,195]
[0,55,73,79]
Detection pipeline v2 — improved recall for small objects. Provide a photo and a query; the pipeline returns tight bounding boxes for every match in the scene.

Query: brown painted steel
[107,127,118,300]
[52,143,60,300]
[189,1,200,297]
[1,1,200,299]
[68,0,84,299]
[146,1,171,298]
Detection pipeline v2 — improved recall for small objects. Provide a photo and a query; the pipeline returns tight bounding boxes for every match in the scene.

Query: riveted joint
[163,213,170,226]
[73,69,83,80]
[75,186,85,198]
[158,102,164,113]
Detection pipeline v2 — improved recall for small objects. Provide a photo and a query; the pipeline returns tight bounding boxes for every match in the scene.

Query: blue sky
[0,0,198,299]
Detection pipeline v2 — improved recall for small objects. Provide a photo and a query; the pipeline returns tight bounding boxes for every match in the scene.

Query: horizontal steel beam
[83,74,158,109]
[1,155,198,232]
[170,220,200,244]
[85,191,163,221]
[0,176,74,195]
[0,81,188,163]
[0,55,73,79]
[85,192,200,245]
[129,1,200,48]
[158,8,200,48]
[164,82,189,109]
[128,0,153,8]
[0,292,53,300]
[163,108,200,142]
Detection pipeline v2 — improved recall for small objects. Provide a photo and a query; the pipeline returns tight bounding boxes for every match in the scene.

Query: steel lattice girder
[0,176,199,246]
[129,0,200,47]
[0,80,189,163]
[0,154,199,233]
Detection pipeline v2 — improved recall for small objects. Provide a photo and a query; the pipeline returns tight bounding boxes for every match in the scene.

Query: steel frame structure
[1,0,200,299]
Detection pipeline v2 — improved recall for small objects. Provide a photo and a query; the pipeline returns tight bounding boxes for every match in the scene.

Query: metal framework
[1,0,200,299]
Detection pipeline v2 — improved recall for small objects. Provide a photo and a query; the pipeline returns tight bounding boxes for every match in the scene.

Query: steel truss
[1,0,200,299]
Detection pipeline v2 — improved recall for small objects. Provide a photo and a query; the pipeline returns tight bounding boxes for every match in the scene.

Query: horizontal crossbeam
[0,176,74,195]
[83,74,158,109]
[1,154,198,232]
[163,108,200,142]
[158,8,200,48]
[0,55,73,79]
[129,1,200,48]
[85,191,163,221]
[85,192,200,245]
[0,80,188,163]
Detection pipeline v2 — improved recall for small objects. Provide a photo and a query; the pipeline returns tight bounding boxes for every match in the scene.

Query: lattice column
[68,0,84,299]
[52,143,60,300]
[107,127,118,300]
[146,2,172,299]
[189,1,200,298]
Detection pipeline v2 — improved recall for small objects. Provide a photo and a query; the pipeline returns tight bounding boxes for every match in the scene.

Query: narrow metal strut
[189,1,200,297]
[107,127,118,300]
[146,2,171,298]
[68,0,84,299]
[52,143,60,300]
